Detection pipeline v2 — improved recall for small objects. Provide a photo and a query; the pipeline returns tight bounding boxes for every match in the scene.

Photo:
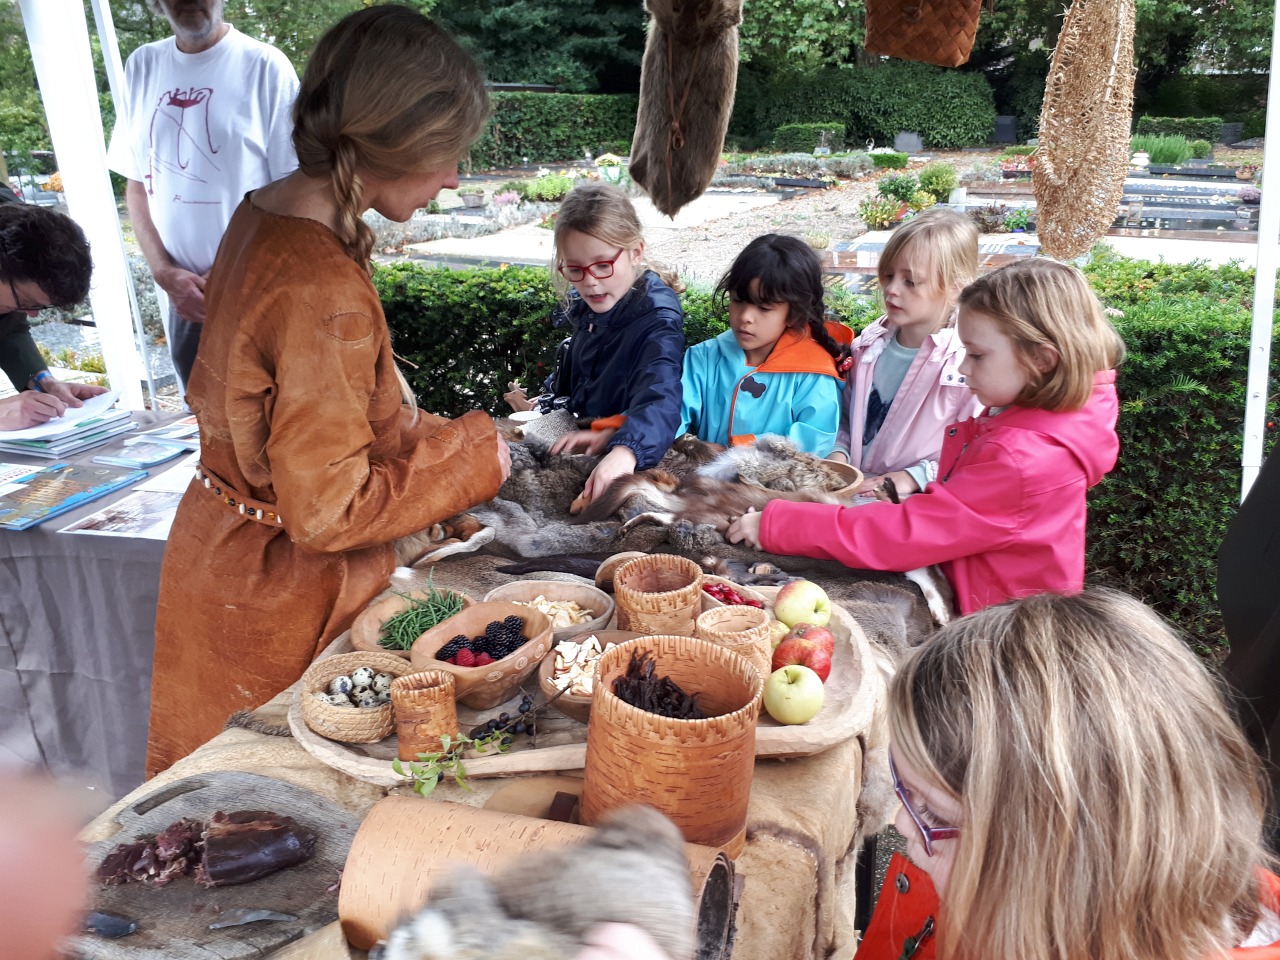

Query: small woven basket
[298,651,416,744]
[390,670,458,762]
[698,575,768,613]
[695,605,772,683]
[864,0,983,68]
[613,555,704,636]
[581,635,763,856]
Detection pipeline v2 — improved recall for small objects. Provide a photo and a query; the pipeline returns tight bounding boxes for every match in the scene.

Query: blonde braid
[331,138,374,273]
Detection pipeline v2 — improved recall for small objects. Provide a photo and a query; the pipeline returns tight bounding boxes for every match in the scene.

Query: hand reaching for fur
[578,924,672,960]
[580,444,636,505]
[726,507,762,549]
[856,470,918,500]
[551,428,616,457]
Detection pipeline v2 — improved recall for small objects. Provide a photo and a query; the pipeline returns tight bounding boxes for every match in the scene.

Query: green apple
[762,665,825,724]
[773,579,832,628]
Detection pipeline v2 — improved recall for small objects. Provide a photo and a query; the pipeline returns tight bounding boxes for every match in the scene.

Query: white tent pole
[1241,0,1280,501]
[89,0,160,408]
[18,0,143,409]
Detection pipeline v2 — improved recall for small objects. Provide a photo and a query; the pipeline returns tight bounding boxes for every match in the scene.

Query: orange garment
[147,199,504,775]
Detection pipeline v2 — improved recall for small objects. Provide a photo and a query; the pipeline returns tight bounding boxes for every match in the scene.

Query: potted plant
[595,153,625,183]
[457,187,485,208]
[1004,207,1031,232]
[1000,156,1035,179]
[1238,186,1261,205]
[1235,163,1260,182]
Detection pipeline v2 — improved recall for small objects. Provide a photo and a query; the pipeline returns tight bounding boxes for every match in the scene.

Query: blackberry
[502,615,523,631]
[437,635,469,660]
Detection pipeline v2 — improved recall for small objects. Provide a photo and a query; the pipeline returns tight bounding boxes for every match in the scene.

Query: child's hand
[578,444,636,507]
[551,428,616,458]
[856,471,918,500]
[504,380,537,412]
[826,450,850,464]
[726,508,762,549]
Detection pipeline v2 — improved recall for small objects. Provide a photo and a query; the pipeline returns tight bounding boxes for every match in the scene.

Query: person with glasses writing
[506,182,684,509]
[862,588,1280,960]
[0,197,108,430]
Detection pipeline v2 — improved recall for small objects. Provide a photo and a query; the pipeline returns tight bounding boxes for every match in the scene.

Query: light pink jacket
[764,372,1120,615]
[834,318,983,478]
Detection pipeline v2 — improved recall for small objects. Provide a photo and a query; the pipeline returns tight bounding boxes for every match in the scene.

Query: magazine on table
[136,415,200,449]
[92,436,191,469]
[58,489,184,540]
[0,461,147,532]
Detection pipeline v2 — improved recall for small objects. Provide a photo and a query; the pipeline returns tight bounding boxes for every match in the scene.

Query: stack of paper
[0,392,135,459]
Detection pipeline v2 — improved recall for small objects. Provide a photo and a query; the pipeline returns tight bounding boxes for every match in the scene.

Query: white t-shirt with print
[107,25,299,276]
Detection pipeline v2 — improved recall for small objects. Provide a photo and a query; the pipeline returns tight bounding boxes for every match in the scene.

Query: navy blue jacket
[541,270,684,470]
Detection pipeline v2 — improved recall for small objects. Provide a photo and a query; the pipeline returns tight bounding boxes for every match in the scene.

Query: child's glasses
[557,248,624,283]
[890,753,960,856]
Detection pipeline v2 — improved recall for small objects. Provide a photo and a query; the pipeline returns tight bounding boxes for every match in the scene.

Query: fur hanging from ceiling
[628,0,743,218]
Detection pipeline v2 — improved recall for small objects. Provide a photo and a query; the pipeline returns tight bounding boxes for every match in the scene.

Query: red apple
[767,618,790,650]
[772,634,833,683]
[784,622,835,654]
[773,579,832,628]
[762,665,825,724]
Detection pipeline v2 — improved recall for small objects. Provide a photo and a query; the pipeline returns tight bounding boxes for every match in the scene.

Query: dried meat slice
[195,810,317,888]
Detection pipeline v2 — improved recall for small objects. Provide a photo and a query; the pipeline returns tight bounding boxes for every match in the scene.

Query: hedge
[375,262,860,420]
[1135,115,1223,143]
[469,93,638,169]
[1140,74,1269,126]
[774,123,846,152]
[733,62,996,149]
[1082,249,1278,657]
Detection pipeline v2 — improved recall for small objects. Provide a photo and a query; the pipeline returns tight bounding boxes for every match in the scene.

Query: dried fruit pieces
[702,582,764,608]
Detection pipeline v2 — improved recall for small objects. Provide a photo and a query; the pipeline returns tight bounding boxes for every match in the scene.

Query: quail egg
[352,684,373,699]
[372,672,393,693]
[355,691,380,708]
[328,675,355,697]
[375,691,392,704]
[326,693,355,707]
[351,666,375,687]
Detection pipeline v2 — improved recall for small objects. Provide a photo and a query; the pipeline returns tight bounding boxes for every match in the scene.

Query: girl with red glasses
[864,588,1280,960]
[507,182,684,510]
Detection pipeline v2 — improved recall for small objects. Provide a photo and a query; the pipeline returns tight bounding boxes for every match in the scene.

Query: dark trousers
[166,300,201,403]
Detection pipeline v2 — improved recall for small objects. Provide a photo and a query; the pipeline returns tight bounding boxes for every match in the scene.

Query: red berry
[454,648,477,667]
[474,652,495,666]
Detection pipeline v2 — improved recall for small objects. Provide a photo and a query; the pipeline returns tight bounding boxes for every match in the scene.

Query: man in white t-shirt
[106,0,299,398]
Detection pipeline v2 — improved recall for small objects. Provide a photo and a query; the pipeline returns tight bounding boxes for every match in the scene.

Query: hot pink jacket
[762,371,1119,615]
[834,318,983,477]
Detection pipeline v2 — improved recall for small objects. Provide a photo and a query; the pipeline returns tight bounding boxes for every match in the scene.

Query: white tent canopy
[16,1,1280,500]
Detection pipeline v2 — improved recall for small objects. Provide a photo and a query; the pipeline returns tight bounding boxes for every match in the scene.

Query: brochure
[0,461,147,532]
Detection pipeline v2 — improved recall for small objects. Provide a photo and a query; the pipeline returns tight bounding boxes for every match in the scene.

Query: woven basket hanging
[1033,0,1137,260]
[864,0,983,68]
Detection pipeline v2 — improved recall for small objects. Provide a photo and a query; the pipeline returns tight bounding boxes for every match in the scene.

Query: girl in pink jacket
[729,259,1125,615]
[831,209,984,498]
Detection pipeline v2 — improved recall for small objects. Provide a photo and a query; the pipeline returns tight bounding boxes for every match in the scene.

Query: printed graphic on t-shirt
[740,376,767,399]
[864,386,891,444]
[146,86,223,204]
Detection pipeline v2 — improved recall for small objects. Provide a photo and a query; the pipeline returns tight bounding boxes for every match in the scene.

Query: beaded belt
[194,462,285,527]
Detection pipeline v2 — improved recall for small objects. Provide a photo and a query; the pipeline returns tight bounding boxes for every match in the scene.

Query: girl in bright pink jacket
[728,258,1124,615]
[831,209,984,497]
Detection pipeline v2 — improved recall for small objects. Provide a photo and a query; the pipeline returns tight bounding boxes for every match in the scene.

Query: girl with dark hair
[678,233,847,455]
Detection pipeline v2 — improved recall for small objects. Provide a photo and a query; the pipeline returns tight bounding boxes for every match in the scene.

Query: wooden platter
[68,772,361,960]
[288,586,878,787]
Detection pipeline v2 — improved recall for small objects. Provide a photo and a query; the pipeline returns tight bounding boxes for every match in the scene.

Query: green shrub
[1130,134,1191,166]
[858,196,904,229]
[469,93,638,169]
[907,191,936,213]
[1003,207,1030,231]
[871,152,909,169]
[1081,247,1279,656]
[1135,115,1222,143]
[734,61,996,148]
[1187,139,1213,159]
[877,172,919,202]
[967,203,1007,233]
[517,174,577,202]
[917,162,957,202]
[774,122,846,153]
[1242,110,1265,140]
[1000,145,1037,157]
[1140,74,1268,125]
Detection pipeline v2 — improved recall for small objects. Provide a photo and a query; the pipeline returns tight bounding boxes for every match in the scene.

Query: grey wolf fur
[630,0,743,217]
[375,805,696,960]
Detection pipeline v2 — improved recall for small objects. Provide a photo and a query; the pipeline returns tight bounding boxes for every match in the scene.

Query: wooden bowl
[409,601,553,710]
[349,588,474,658]
[537,630,642,724]
[699,576,769,613]
[482,580,615,641]
[298,651,418,744]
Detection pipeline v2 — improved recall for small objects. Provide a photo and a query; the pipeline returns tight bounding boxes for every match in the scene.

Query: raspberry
[454,648,477,668]
[474,652,495,666]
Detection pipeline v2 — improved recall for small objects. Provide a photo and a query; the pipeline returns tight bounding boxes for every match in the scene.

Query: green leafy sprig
[392,731,511,797]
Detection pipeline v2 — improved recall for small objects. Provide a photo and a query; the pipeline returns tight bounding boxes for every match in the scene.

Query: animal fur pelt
[629,0,743,217]
[577,434,859,534]
[375,805,696,960]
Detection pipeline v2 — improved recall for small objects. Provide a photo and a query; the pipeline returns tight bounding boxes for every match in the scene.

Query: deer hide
[630,0,743,217]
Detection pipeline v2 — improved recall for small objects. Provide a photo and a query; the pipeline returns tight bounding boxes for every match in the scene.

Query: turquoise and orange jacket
[678,328,843,455]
